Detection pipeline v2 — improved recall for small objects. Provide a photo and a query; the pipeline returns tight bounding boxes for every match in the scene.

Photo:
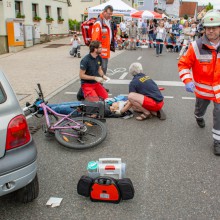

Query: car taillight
[6,114,31,150]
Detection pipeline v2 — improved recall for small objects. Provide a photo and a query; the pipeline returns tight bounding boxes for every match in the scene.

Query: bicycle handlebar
[37,83,44,101]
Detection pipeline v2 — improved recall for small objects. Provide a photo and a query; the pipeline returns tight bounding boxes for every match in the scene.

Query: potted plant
[16,12,25,19]
[33,16,42,22]
[46,16,54,23]
[58,16,64,24]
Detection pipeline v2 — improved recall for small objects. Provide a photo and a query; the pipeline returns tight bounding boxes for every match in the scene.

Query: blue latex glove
[185,82,195,93]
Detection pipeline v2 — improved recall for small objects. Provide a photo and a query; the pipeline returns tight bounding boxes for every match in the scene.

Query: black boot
[78,53,81,58]
[196,118,205,128]
[213,141,220,156]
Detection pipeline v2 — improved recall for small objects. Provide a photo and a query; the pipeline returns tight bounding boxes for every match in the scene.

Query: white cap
[129,62,143,76]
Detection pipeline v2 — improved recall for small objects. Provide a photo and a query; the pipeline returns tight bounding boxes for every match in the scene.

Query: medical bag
[90,177,121,203]
[77,176,135,203]
[81,18,97,46]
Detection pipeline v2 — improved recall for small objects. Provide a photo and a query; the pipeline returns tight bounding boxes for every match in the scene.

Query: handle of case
[99,158,121,164]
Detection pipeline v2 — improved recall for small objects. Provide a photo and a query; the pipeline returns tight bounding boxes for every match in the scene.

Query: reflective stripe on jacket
[178,36,220,103]
[91,13,111,59]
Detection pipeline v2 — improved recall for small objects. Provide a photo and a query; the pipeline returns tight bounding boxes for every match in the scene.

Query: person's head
[89,40,102,54]
[129,62,143,76]
[103,5,113,20]
[183,20,189,27]
[164,17,167,21]
[149,19,153,24]
[159,20,165,27]
[74,34,77,38]
[131,21,135,27]
[202,10,220,42]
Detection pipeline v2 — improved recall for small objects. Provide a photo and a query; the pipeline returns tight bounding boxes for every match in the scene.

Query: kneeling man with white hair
[128,62,166,121]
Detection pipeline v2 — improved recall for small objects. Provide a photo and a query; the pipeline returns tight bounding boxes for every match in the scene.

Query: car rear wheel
[15,174,39,203]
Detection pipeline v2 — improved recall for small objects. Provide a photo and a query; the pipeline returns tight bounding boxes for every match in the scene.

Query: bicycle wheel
[55,117,107,149]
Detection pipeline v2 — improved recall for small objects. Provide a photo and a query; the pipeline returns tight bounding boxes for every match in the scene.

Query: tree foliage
[69,19,81,31]
[206,2,213,12]
[184,14,188,20]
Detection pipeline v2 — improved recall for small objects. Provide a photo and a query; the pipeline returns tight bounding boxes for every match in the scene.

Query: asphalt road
[1,47,220,220]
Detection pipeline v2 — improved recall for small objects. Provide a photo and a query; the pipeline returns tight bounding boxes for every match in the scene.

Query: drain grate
[44,44,67,48]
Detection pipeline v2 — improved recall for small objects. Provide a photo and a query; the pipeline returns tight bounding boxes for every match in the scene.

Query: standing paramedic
[79,40,109,101]
[178,10,220,156]
[91,5,115,75]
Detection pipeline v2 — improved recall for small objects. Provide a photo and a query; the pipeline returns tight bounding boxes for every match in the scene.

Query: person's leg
[212,102,220,155]
[77,45,81,58]
[160,39,163,54]
[102,58,108,75]
[95,83,108,100]
[128,92,151,120]
[194,97,210,128]
[156,39,160,56]
[148,34,152,48]
[81,84,99,101]
[178,39,188,59]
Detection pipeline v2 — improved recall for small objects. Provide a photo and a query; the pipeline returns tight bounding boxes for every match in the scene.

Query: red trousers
[142,96,164,111]
[81,83,108,101]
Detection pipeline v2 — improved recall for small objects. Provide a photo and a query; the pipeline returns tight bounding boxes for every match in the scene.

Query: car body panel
[0,69,38,199]
[0,72,23,159]
[0,161,37,196]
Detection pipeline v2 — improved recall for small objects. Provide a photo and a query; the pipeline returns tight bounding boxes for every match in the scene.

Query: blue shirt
[129,73,163,102]
[80,54,102,84]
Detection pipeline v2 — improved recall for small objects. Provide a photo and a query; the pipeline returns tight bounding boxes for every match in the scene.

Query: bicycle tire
[55,117,107,149]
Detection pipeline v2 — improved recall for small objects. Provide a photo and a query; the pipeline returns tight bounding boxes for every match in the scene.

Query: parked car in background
[0,70,39,203]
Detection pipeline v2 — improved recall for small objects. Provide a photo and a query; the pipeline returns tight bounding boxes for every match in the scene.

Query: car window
[0,83,6,104]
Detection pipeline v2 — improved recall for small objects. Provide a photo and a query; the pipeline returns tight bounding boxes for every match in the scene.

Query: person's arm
[79,69,96,81]
[120,100,132,114]
[98,66,104,77]
[178,43,195,84]
[92,22,101,41]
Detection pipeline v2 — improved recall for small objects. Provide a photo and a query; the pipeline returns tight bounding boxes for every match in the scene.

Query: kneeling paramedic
[125,62,166,121]
[79,40,109,101]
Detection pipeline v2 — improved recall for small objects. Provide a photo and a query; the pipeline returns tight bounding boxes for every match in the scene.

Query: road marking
[182,97,195,100]
[164,96,174,99]
[137,56,142,60]
[65,92,77,94]
[119,72,128,79]
[106,79,184,86]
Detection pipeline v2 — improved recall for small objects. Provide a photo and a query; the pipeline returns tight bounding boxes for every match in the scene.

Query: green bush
[58,16,64,22]
[69,19,81,31]
[184,14,188,20]
[16,13,25,19]
[33,16,42,21]
[46,16,54,22]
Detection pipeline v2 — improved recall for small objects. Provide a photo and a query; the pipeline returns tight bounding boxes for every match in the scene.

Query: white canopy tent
[88,0,137,19]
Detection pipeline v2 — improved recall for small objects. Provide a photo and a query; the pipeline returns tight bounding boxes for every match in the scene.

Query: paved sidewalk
[0,37,124,107]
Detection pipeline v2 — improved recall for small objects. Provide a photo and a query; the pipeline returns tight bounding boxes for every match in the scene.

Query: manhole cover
[44,44,67,48]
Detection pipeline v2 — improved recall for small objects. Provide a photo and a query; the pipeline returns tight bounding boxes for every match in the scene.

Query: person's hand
[94,77,104,83]
[185,82,195,93]
[103,75,110,82]
[114,110,121,115]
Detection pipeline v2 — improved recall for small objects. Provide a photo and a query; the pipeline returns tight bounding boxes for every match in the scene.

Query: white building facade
[0,0,69,54]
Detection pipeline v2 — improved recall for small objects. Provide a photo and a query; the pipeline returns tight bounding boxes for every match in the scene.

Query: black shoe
[105,88,109,93]
[78,54,81,58]
[157,109,166,120]
[196,118,205,128]
[213,141,220,156]
[73,54,76,57]
[121,110,134,119]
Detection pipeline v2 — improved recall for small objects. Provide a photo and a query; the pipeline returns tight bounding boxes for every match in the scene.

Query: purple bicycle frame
[39,102,83,138]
